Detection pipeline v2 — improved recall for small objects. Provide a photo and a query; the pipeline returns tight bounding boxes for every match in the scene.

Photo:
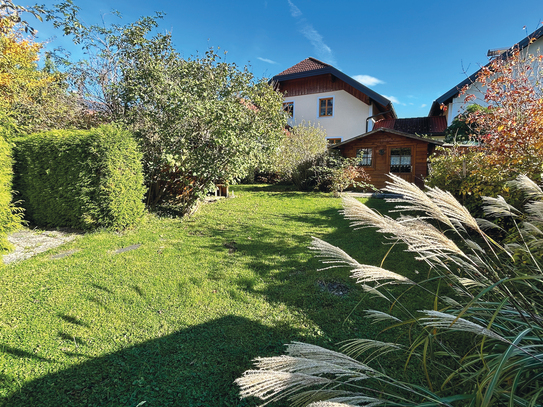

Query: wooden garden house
[330,128,443,189]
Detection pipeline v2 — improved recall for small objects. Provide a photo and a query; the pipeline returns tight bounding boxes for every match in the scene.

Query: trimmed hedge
[0,129,23,253]
[14,125,146,230]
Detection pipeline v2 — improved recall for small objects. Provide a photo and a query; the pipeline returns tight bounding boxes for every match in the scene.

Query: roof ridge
[307,57,332,67]
[274,57,330,76]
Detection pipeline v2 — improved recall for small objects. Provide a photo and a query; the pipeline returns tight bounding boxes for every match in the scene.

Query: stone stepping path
[113,244,142,254]
[3,229,79,264]
[50,249,79,259]
[2,229,144,264]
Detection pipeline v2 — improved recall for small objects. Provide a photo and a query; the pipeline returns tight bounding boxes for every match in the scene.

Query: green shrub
[426,146,527,217]
[268,121,329,187]
[444,104,488,143]
[14,125,146,230]
[0,125,23,253]
[297,152,375,193]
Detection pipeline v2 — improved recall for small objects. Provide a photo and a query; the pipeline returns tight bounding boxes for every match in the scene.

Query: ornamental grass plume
[237,175,543,406]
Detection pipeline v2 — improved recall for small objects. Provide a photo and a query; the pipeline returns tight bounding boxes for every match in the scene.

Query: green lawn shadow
[194,197,431,345]
[2,315,296,407]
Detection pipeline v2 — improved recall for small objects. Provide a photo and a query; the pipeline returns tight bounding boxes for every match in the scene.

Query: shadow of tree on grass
[2,316,296,407]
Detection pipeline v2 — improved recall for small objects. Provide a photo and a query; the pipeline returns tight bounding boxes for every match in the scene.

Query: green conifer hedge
[0,127,23,253]
[14,125,146,230]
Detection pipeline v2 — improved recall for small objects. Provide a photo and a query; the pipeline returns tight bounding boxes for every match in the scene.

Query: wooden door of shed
[388,145,416,184]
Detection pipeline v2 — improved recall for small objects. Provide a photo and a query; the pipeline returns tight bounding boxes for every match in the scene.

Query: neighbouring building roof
[275,58,332,76]
[373,116,447,137]
[428,25,543,117]
[329,128,444,149]
[272,57,396,119]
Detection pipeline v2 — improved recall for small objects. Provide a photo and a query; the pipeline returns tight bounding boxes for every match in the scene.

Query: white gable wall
[286,89,371,142]
[446,85,482,126]
[443,36,543,126]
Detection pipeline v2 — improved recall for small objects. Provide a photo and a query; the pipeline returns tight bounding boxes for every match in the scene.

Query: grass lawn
[0,185,431,406]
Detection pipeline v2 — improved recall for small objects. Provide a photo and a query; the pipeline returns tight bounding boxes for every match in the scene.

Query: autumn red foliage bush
[428,43,543,213]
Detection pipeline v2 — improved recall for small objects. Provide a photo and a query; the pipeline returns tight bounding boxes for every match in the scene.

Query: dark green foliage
[426,146,527,219]
[293,151,374,193]
[444,104,488,143]
[14,125,145,230]
[0,123,23,253]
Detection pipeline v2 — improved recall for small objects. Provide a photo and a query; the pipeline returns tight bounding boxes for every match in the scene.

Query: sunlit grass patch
[0,185,428,406]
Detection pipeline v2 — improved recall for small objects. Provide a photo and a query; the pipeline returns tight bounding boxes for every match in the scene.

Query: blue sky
[31,0,543,118]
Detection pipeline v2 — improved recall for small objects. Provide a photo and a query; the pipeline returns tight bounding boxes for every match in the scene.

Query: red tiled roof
[374,116,447,135]
[275,57,331,76]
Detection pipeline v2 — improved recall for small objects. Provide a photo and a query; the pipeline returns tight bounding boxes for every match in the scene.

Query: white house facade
[272,58,396,143]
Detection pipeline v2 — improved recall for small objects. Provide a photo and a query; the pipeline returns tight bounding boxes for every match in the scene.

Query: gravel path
[3,229,81,264]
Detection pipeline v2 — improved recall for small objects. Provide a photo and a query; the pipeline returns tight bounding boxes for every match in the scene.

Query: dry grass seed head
[285,342,377,373]
[252,355,372,378]
[359,285,391,301]
[525,201,543,222]
[418,310,508,342]
[340,338,402,360]
[309,237,363,271]
[425,186,483,233]
[476,217,505,232]
[307,396,384,406]
[364,310,402,323]
[383,217,465,262]
[341,198,463,264]
[341,196,390,230]
[384,173,455,230]
[236,370,333,401]
[482,195,521,218]
[508,174,543,200]
[351,265,414,285]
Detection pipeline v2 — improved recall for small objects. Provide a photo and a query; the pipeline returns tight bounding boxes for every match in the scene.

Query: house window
[327,138,341,144]
[390,148,412,173]
[319,97,333,117]
[283,101,294,117]
[356,148,372,166]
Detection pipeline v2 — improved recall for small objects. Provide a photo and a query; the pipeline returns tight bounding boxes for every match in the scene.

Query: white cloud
[258,57,277,64]
[352,75,384,87]
[384,95,403,105]
[299,24,335,65]
[287,0,302,17]
[287,0,336,65]
[421,103,427,108]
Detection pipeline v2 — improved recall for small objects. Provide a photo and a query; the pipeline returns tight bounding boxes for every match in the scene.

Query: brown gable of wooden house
[278,74,371,105]
[331,129,442,189]
[275,58,331,76]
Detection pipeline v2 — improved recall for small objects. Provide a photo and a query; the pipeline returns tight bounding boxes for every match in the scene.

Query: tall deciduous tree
[428,44,543,208]
[0,2,99,133]
[52,8,287,209]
